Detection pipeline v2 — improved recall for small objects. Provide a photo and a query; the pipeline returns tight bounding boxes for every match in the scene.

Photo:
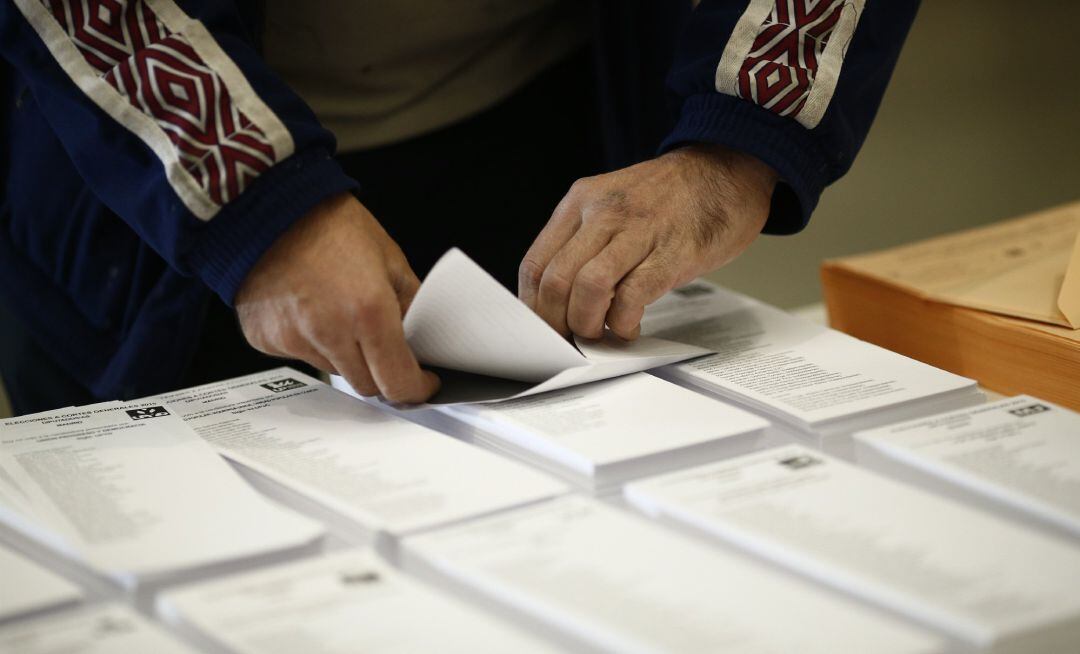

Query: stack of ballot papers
[154,368,567,544]
[431,372,775,492]
[0,402,322,589]
[402,496,944,653]
[0,604,197,654]
[639,279,985,456]
[0,543,81,622]
[854,395,1080,540]
[157,550,559,653]
[624,445,1080,653]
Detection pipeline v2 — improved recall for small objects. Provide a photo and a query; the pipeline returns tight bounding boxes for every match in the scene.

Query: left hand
[518,144,779,340]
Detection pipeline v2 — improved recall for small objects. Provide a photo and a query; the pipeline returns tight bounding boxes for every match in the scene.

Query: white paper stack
[640,280,984,456]
[624,445,1080,653]
[154,368,567,544]
[434,372,775,492]
[854,395,1080,539]
[0,402,323,589]
[157,549,560,653]
[0,543,80,622]
[402,496,943,654]
[0,603,198,653]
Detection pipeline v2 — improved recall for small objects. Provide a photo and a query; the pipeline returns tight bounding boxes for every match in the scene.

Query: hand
[235,192,439,403]
[519,144,778,340]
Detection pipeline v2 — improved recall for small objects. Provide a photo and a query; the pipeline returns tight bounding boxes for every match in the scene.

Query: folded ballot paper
[157,550,560,654]
[153,368,566,544]
[402,496,943,654]
[0,402,323,590]
[624,445,1080,653]
[336,248,710,404]
[639,279,985,456]
[0,603,198,654]
[0,542,81,622]
[430,372,777,492]
[853,395,1080,540]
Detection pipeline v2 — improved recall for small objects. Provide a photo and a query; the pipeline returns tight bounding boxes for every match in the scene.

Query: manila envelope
[837,200,1080,329]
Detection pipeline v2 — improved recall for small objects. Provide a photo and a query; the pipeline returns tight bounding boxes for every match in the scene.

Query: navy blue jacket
[0,0,918,400]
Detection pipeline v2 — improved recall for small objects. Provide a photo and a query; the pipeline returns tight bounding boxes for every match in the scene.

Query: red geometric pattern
[41,0,277,207]
[736,0,846,118]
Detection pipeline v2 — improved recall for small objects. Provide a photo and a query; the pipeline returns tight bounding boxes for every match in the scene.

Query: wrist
[670,143,779,198]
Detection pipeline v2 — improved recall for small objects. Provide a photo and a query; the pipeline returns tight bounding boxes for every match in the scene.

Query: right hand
[235,192,439,403]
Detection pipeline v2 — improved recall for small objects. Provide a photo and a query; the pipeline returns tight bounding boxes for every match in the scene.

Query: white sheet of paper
[443,372,769,477]
[157,550,559,654]
[403,496,942,654]
[398,249,709,402]
[625,445,1080,649]
[0,402,322,585]
[0,604,197,654]
[0,543,81,621]
[640,281,978,427]
[854,396,1080,537]
[154,368,566,536]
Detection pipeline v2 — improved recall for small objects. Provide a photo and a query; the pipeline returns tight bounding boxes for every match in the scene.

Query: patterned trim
[15,0,294,219]
[714,0,865,129]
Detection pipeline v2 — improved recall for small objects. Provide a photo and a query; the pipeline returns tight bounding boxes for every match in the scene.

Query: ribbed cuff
[184,148,359,305]
[659,93,831,235]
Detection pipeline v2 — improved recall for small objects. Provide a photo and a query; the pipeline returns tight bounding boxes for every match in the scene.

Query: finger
[606,253,678,340]
[321,339,379,397]
[565,233,652,339]
[388,253,423,317]
[518,188,586,307]
[249,339,336,374]
[299,347,337,375]
[356,291,440,403]
[535,222,612,336]
[292,311,377,395]
[396,268,422,317]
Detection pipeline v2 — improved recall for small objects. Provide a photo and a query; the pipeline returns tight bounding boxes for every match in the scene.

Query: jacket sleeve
[662,0,919,234]
[1,0,357,303]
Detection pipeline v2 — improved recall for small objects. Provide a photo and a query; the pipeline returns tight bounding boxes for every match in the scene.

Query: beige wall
[706,1,1080,308]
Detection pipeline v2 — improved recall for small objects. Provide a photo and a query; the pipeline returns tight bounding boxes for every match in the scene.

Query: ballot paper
[854,395,1080,539]
[0,603,197,654]
[0,402,322,589]
[0,543,81,622]
[337,248,710,404]
[640,280,984,453]
[435,372,775,491]
[402,496,943,654]
[835,200,1080,328]
[157,550,559,654]
[624,445,1080,653]
[153,368,566,540]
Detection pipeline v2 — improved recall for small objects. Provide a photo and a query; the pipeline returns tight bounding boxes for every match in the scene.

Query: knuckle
[299,315,333,346]
[575,266,614,298]
[352,294,392,332]
[615,279,645,308]
[518,258,545,288]
[569,177,593,194]
[275,328,306,356]
[539,268,573,299]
